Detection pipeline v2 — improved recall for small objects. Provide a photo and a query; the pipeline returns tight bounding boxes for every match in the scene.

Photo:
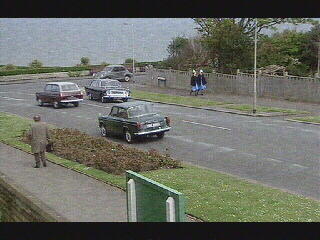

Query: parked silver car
[94,65,133,82]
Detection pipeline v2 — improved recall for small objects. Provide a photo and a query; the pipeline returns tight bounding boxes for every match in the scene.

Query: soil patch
[22,128,181,175]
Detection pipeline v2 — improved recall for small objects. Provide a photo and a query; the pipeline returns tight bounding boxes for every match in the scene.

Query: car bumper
[60,99,83,103]
[102,96,131,99]
[134,127,171,136]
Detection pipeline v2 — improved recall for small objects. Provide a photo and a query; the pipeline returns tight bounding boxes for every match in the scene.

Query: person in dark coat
[197,69,207,95]
[190,70,199,96]
[27,115,50,168]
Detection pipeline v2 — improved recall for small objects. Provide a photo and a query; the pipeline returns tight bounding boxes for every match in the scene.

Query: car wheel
[101,97,107,103]
[73,102,79,107]
[124,75,131,82]
[156,132,165,139]
[124,129,134,143]
[37,98,44,106]
[53,101,60,109]
[100,124,107,137]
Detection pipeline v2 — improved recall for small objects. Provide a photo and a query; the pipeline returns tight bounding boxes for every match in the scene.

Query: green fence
[126,170,186,222]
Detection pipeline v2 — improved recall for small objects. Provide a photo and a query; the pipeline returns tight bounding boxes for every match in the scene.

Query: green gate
[126,170,186,222]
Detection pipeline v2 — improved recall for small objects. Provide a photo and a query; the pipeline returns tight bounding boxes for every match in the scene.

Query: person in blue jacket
[196,69,207,95]
[190,70,199,96]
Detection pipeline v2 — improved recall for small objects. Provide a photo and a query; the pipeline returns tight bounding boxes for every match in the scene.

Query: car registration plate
[146,122,160,128]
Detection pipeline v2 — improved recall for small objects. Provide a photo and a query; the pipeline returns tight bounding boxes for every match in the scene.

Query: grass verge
[0,112,319,222]
[289,116,320,124]
[131,90,228,107]
[131,90,309,115]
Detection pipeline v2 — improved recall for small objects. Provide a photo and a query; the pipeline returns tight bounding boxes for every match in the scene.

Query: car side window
[117,108,128,119]
[110,107,118,117]
[51,85,60,92]
[112,67,119,72]
[44,84,52,92]
[119,67,125,71]
[90,80,97,87]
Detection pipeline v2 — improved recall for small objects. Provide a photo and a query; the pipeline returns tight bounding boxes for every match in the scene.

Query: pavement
[0,142,197,222]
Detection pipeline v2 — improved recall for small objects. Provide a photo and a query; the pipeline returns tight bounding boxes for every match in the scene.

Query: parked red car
[36,82,83,109]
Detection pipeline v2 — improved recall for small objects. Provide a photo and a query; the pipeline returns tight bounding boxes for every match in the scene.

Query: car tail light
[136,122,142,129]
[165,117,171,126]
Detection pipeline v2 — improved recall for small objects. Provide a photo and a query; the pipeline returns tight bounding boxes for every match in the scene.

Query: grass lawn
[131,90,228,107]
[131,90,309,115]
[0,112,319,222]
[290,116,320,124]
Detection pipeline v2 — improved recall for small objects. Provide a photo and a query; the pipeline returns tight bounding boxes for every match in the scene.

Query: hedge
[0,65,101,76]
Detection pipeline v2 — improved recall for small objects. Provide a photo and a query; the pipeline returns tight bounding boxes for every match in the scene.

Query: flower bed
[23,128,181,175]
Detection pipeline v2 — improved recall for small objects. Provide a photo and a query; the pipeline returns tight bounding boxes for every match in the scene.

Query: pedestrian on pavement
[27,115,50,168]
[190,70,199,96]
[197,69,207,95]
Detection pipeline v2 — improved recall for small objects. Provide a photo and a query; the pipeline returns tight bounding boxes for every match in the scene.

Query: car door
[113,107,128,134]
[111,67,121,80]
[118,66,126,80]
[49,84,60,103]
[43,84,52,102]
[106,106,119,134]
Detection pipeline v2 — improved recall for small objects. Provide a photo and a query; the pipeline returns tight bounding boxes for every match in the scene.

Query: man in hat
[27,115,50,168]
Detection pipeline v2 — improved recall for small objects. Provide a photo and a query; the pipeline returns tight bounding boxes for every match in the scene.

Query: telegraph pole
[317,41,320,78]
[253,18,258,114]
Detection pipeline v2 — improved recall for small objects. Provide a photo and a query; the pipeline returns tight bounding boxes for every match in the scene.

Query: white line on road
[291,163,308,169]
[82,103,110,108]
[0,96,24,101]
[181,120,231,131]
[266,158,283,163]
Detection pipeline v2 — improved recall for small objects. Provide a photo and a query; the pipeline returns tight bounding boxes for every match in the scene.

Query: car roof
[105,65,126,68]
[113,101,151,109]
[46,82,78,86]
[99,79,120,83]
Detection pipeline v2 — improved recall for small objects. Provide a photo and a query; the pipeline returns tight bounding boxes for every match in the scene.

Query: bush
[22,128,181,175]
[29,59,43,68]
[101,62,108,66]
[0,66,93,76]
[68,71,82,77]
[80,57,90,65]
[4,64,16,70]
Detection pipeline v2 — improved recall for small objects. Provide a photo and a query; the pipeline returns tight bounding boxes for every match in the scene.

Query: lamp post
[317,41,320,78]
[123,22,135,78]
[253,18,258,114]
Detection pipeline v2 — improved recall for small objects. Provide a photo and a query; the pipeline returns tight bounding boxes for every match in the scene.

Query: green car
[98,102,171,143]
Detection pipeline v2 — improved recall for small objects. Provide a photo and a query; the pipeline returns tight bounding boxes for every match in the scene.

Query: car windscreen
[101,81,121,87]
[60,84,79,91]
[127,104,154,118]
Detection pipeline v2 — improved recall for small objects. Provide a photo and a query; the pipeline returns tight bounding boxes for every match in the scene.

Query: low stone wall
[0,172,67,222]
[0,71,90,82]
[146,69,320,103]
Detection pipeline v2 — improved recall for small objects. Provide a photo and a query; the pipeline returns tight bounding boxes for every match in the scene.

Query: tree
[257,29,317,76]
[167,36,188,58]
[80,57,90,65]
[195,19,254,73]
[124,58,137,64]
[193,18,316,38]
[29,59,43,68]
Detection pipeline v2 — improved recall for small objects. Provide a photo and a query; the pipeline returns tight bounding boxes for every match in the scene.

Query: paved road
[0,77,319,200]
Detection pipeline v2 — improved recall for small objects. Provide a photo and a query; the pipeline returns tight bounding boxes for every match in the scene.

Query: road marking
[82,103,110,108]
[266,158,283,163]
[0,96,24,101]
[0,91,34,96]
[291,163,308,169]
[181,120,231,131]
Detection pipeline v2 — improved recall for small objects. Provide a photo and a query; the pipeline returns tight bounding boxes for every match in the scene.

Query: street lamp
[316,41,320,78]
[253,18,258,114]
[123,22,135,78]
